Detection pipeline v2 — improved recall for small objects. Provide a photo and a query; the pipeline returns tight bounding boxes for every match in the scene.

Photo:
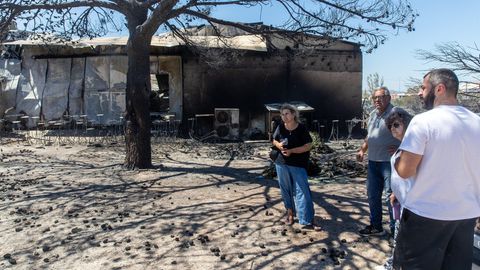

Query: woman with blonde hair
[271,103,319,229]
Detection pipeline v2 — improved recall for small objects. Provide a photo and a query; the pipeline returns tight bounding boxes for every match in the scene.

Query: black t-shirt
[272,123,312,169]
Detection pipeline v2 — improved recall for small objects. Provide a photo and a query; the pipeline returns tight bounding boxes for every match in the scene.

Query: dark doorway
[150,73,169,112]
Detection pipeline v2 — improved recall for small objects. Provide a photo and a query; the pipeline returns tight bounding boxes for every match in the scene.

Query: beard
[422,88,435,110]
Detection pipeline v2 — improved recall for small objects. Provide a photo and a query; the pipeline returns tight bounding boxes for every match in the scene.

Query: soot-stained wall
[182,45,362,135]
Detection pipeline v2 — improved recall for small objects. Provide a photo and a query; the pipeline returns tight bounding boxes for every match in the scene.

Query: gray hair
[376,86,391,96]
[424,68,459,96]
[280,103,301,123]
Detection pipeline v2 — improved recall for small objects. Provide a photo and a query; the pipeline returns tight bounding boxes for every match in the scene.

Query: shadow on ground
[0,140,390,269]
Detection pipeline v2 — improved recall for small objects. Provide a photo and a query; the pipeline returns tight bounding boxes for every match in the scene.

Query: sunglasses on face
[388,122,401,130]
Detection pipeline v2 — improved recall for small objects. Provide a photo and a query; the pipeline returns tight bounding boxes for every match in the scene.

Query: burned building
[0,24,362,139]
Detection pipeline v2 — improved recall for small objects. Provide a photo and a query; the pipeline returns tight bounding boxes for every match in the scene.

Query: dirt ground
[0,137,393,270]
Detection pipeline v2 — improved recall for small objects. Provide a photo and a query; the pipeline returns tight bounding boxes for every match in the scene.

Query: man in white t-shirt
[393,68,480,269]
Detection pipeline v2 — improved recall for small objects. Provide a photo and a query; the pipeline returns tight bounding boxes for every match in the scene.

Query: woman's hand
[356,149,365,162]
[281,149,292,157]
[389,193,397,206]
[281,143,312,157]
[273,140,286,151]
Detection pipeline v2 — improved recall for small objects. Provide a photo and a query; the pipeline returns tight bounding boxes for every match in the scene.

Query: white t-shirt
[400,105,480,220]
[390,150,413,206]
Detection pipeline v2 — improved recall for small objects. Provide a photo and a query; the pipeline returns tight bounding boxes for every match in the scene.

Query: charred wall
[181,47,362,136]
[288,51,362,120]
[182,53,288,129]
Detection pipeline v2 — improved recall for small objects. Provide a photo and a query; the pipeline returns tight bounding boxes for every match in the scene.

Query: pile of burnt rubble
[173,138,367,179]
[205,143,256,160]
[170,140,258,160]
[262,142,367,180]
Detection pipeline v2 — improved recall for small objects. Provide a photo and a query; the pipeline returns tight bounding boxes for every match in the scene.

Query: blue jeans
[275,164,314,225]
[367,160,394,232]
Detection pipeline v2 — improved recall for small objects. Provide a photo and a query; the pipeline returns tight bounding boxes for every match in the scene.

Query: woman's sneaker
[359,225,385,236]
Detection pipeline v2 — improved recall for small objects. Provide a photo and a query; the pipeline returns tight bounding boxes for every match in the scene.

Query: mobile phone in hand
[392,201,401,220]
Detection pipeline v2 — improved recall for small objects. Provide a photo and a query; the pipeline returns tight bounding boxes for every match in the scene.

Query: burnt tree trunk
[124,30,153,169]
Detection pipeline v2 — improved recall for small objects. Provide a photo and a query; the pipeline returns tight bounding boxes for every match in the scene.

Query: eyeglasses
[372,95,387,100]
[388,122,401,130]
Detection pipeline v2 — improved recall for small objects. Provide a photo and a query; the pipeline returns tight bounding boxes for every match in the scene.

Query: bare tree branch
[417,42,480,75]
[0,0,122,13]
[1,0,416,53]
[142,0,179,37]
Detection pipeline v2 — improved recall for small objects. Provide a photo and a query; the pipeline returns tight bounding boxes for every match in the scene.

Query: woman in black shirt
[272,104,319,229]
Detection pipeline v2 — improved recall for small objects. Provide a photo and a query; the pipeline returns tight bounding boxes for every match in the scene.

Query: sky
[209,0,480,92]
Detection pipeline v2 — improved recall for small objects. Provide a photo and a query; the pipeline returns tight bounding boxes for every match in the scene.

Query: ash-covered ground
[0,137,392,270]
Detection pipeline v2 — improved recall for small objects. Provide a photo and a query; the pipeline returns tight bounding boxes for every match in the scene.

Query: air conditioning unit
[214,108,239,138]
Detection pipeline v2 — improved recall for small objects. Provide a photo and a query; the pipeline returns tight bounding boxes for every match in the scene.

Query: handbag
[269,146,279,161]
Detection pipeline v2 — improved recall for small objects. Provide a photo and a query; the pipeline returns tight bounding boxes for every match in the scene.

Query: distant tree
[361,73,384,123]
[0,0,417,169]
[366,73,385,95]
[458,92,480,113]
[404,76,422,89]
[390,77,428,115]
[458,88,480,113]
[416,42,480,78]
[417,43,480,113]
[391,85,423,115]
